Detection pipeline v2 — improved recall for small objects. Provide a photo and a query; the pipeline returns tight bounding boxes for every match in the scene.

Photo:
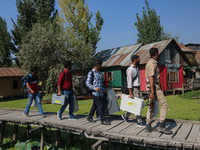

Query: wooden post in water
[13,124,18,143]
[40,127,45,150]
[68,133,74,146]
[26,125,31,139]
[110,142,116,150]
[55,130,61,147]
[0,122,5,147]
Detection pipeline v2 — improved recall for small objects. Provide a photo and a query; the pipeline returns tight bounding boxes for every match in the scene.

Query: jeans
[24,91,43,115]
[88,95,106,122]
[58,90,74,117]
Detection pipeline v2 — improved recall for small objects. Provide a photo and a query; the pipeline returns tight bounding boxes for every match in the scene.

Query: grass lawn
[1,91,200,121]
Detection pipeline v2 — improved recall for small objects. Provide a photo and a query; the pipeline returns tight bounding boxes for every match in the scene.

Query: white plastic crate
[52,94,66,105]
[120,94,143,116]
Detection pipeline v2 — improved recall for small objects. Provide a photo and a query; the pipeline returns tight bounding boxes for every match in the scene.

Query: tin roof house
[0,67,25,99]
[97,39,192,92]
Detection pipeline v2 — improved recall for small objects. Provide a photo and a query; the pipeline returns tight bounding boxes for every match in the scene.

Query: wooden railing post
[26,125,31,139]
[55,130,61,147]
[13,124,18,143]
[0,122,5,147]
[40,127,45,150]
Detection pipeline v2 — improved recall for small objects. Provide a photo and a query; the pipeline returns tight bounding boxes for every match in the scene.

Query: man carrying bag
[57,61,77,120]
[121,55,145,127]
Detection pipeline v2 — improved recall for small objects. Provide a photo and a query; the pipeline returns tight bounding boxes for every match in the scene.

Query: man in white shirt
[121,55,144,127]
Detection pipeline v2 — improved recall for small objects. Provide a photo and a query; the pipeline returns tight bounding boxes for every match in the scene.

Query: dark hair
[31,66,37,72]
[64,61,71,68]
[94,59,102,67]
[131,55,139,62]
[149,48,158,57]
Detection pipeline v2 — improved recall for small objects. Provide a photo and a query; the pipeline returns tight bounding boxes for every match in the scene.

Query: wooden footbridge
[0,108,200,150]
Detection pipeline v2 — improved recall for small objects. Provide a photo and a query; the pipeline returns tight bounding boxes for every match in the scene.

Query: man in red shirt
[57,61,77,120]
[23,66,45,117]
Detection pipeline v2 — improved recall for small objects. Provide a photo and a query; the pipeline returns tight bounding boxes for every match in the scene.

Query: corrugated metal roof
[178,43,196,52]
[96,43,143,67]
[97,38,192,67]
[0,67,25,77]
[135,39,173,64]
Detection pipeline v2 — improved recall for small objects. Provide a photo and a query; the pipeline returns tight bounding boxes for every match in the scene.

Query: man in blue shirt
[86,60,110,125]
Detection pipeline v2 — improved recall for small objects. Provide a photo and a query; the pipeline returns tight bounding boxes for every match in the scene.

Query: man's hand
[129,93,134,98]
[95,88,100,92]
[30,90,35,94]
[149,92,155,100]
[57,92,61,96]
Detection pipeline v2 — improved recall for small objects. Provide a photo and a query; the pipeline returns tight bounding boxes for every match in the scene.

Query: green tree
[58,0,104,74]
[18,22,65,92]
[162,31,180,42]
[11,0,57,57]
[135,0,164,44]
[0,17,12,67]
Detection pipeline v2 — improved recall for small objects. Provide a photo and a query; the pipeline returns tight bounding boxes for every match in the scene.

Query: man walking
[121,55,144,127]
[86,60,110,125]
[23,66,45,117]
[145,48,172,134]
[57,61,77,120]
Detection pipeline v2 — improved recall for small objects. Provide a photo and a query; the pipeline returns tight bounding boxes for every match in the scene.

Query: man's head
[64,61,72,70]
[131,55,140,66]
[31,66,37,74]
[94,59,102,71]
[149,48,158,60]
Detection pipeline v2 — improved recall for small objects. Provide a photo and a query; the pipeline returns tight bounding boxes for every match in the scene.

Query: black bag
[79,71,94,96]
[121,84,129,95]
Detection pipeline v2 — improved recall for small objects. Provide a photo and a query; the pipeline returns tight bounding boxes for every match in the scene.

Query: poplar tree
[58,0,104,74]
[135,0,164,44]
[0,17,12,67]
[11,0,57,58]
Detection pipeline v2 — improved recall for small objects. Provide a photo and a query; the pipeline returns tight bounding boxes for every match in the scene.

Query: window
[13,80,19,89]
[108,72,114,81]
[165,48,171,63]
[168,72,179,82]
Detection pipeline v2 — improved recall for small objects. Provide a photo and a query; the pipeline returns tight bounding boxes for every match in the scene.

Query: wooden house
[97,39,192,92]
[96,43,142,88]
[135,39,191,92]
[0,67,25,99]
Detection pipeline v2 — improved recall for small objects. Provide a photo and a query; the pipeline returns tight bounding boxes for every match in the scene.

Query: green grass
[1,90,200,121]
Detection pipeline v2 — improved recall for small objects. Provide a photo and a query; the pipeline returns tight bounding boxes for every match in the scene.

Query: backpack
[78,71,94,96]
[21,76,27,89]
[53,71,67,92]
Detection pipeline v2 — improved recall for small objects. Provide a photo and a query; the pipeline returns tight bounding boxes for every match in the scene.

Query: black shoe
[158,122,173,134]
[101,120,111,125]
[145,123,158,132]
[158,126,173,134]
[87,118,96,123]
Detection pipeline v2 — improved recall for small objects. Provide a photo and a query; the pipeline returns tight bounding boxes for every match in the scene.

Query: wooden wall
[0,76,24,98]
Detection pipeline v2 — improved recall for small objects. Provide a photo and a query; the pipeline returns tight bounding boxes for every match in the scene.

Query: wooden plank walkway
[0,108,200,149]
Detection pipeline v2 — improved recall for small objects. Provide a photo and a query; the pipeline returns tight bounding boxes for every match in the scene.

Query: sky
[0,0,200,53]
